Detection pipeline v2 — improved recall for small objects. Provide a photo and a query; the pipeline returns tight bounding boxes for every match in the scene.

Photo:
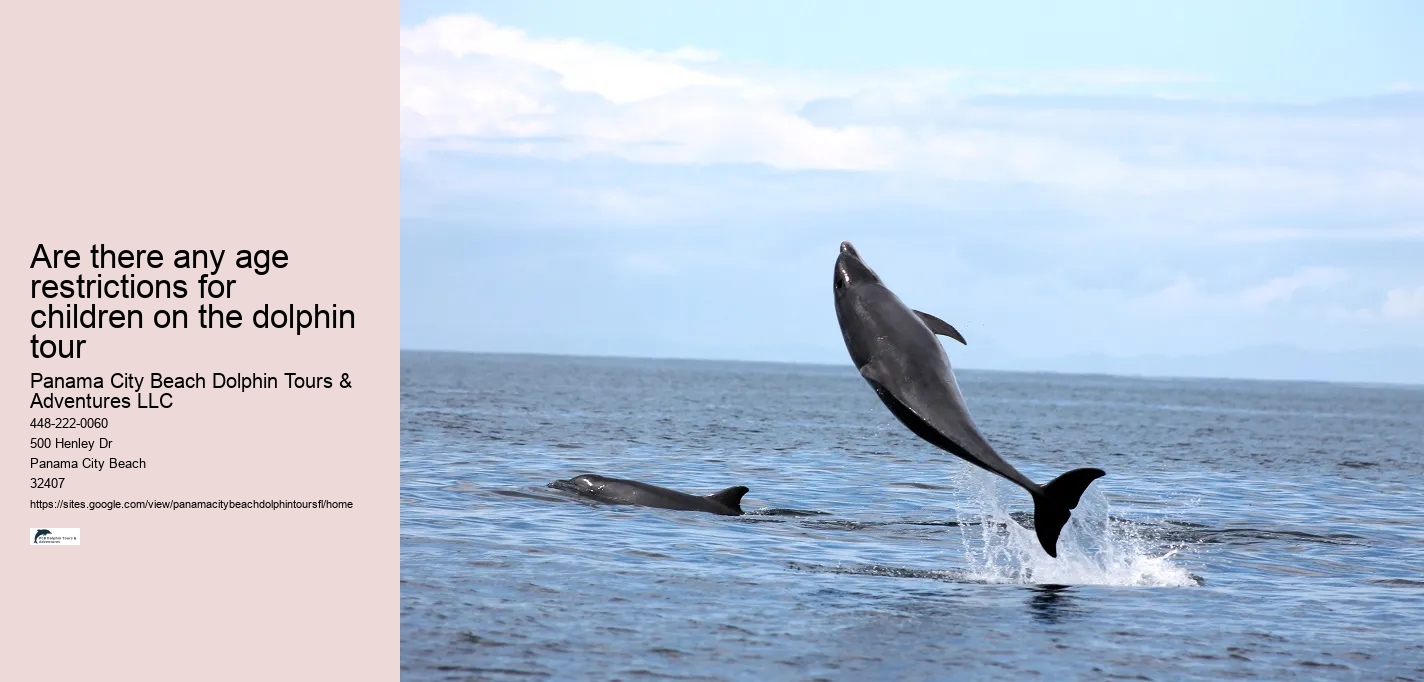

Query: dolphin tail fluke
[708,486,749,514]
[1030,468,1106,558]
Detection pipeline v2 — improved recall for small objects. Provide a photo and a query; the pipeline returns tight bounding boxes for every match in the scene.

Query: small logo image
[30,528,80,546]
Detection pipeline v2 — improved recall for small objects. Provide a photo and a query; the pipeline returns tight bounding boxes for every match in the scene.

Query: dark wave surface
[402,352,1424,680]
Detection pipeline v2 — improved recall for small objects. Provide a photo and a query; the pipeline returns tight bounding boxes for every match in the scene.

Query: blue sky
[400,2,1424,383]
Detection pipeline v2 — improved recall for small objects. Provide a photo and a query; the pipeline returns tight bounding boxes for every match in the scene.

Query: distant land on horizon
[400,344,1424,388]
[996,344,1424,387]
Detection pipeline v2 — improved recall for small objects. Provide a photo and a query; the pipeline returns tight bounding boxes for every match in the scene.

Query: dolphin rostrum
[833,241,1104,557]
[549,474,748,516]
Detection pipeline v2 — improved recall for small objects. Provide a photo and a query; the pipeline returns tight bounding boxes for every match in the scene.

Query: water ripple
[402,352,1424,681]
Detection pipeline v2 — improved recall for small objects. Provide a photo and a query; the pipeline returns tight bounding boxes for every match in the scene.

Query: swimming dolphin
[33,529,51,543]
[833,241,1104,557]
[549,474,748,516]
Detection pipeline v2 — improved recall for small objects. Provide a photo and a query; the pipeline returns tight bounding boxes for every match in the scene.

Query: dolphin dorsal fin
[913,310,967,345]
[707,486,748,512]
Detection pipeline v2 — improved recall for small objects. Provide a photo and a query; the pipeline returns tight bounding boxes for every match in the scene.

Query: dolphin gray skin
[549,474,748,516]
[833,241,1105,557]
[33,529,51,543]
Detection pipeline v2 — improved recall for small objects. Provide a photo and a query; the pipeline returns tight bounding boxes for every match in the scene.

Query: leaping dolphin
[33,529,52,543]
[832,241,1104,557]
[549,474,749,516]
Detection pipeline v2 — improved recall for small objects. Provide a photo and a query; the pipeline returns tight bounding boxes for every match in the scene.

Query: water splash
[951,468,1199,587]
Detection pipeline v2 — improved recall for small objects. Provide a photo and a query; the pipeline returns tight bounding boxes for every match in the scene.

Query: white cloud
[1382,285,1424,319]
[400,12,1424,251]
[399,15,902,173]
[401,15,739,104]
[401,15,1422,202]
[1130,277,1202,314]
[1129,267,1349,316]
[1240,267,1347,307]
[1207,224,1424,244]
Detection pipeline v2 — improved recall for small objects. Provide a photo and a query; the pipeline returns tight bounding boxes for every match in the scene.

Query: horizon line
[398,347,1424,390]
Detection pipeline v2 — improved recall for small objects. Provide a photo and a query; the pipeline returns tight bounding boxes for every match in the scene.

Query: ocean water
[400,351,1424,680]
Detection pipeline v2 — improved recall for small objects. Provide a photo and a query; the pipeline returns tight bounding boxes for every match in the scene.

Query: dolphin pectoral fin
[707,486,749,514]
[860,361,944,431]
[858,361,889,385]
[913,310,967,345]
